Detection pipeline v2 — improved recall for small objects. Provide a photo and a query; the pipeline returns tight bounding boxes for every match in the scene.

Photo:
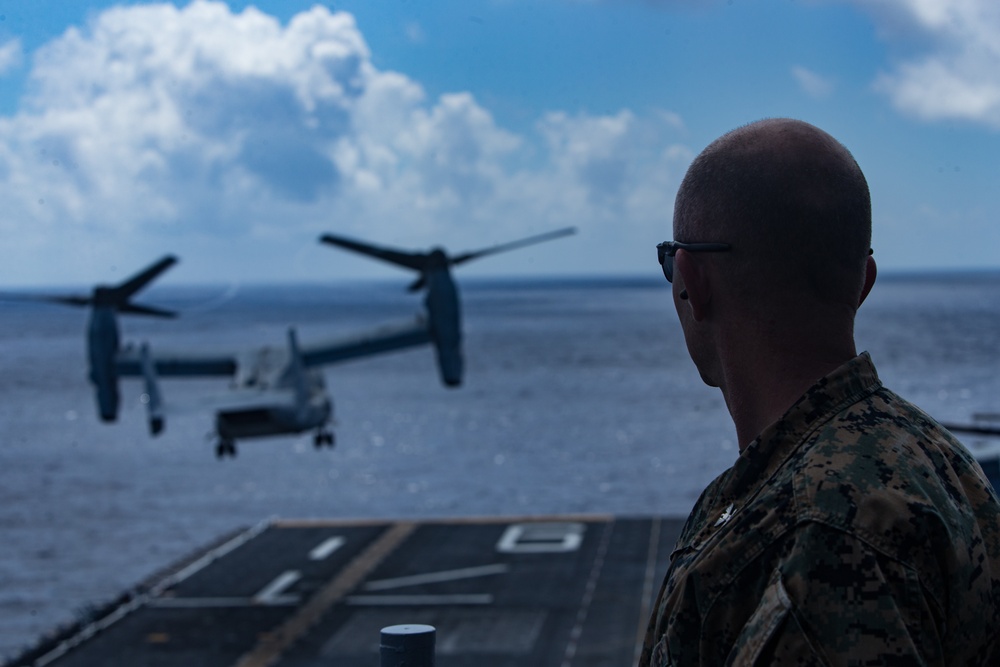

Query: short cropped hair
[674,119,871,309]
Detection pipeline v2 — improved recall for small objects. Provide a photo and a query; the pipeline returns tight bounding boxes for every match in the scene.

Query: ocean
[2,273,999,659]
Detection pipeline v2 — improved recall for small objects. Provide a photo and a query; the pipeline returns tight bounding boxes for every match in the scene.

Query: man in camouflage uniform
[640,119,1000,666]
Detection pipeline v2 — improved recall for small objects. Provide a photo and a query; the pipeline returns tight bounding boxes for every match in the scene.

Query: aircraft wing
[115,346,238,378]
[301,317,432,368]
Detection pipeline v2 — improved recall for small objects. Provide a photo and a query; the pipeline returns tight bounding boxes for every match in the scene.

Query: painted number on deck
[496,522,585,553]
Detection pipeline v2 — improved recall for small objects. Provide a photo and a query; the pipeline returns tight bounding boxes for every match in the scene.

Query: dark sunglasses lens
[661,254,673,282]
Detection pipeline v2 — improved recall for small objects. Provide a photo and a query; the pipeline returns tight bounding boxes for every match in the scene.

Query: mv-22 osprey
[30,228,575,458]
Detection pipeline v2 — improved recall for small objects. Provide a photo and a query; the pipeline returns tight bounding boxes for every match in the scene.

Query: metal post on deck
[380,624,436,666]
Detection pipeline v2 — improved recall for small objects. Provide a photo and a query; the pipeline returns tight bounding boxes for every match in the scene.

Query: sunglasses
[655,241,732,283]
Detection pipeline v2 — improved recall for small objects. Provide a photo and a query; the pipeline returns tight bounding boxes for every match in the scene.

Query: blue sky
[0,0,997,286]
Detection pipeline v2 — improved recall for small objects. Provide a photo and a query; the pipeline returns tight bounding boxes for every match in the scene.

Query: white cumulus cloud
[0,1,689,285]
[0,38,22,74]
[856,0,1000,128]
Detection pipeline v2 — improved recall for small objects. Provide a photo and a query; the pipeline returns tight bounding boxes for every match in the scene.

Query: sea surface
[2,273,999,658]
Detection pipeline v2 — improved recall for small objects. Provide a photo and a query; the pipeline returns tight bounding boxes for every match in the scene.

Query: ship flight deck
[9,515,684,667]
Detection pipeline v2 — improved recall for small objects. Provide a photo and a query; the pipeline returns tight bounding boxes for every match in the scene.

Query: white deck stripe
[235,522,418,667]
[363,563,509,591]
[309,536,346,561]
[561,521,613,667]
[253,570,301,604]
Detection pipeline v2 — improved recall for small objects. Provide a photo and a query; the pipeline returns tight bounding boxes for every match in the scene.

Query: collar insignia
[714,503,735,527]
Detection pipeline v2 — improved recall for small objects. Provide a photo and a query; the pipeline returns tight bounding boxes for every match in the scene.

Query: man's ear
[675,249,711,321]
[858,254,877,306]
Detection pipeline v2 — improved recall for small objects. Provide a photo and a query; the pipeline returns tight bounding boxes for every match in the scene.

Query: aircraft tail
[283,328,312,416]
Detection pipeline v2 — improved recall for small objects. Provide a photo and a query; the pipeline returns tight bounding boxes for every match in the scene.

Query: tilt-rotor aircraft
[318,226,578,386]
[21,227,574,458]
[22,255,441,458]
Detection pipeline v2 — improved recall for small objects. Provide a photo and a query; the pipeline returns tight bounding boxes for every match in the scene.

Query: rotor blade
[118,302,178,318]
[45,295,93,307]
[450,226,577,266]
[319,233,426,272]
[114,255,179,301]
[0,292,92,308]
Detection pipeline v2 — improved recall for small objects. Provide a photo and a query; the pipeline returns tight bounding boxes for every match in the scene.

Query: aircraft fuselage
[216,364,332,444]
[215,399,331,441]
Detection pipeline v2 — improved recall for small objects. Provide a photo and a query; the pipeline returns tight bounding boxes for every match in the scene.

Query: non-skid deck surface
[16,515,684,667]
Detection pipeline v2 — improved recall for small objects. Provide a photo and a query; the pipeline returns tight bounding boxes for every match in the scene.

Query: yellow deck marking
[231,521,416,667]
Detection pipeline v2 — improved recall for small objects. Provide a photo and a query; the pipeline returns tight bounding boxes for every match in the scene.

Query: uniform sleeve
[729,521,940,667]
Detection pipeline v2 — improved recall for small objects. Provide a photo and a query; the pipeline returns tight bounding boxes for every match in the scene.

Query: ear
[858,254,877,306]
[674,249,711,321]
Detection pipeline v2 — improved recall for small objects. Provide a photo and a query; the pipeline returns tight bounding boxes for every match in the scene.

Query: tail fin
[284,328,312,416]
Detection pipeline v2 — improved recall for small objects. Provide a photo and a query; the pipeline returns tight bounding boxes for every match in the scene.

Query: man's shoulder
[804,384,957,453]
[793,384,981,497]
[786,384,999,558]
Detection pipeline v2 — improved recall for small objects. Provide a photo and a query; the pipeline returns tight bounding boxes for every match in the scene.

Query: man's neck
[717,328,858,451]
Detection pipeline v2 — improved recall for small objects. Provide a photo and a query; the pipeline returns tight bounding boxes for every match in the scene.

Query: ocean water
[1,274,999,658]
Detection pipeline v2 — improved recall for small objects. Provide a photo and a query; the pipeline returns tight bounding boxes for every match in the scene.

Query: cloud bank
[859,0,1000,128]
[0,1,688,285]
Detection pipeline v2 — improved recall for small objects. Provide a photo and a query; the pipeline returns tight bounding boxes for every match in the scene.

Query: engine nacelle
[87,308,121,421]
[434,338,463,387]
[90,370,119,422]
[425,270,463,387]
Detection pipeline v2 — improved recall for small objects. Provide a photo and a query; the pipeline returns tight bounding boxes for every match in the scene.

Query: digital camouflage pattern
[639,353,1000,666]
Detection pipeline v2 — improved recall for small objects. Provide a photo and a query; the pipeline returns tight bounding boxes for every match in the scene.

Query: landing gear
[313,429,335,449]
[215,438,237,459]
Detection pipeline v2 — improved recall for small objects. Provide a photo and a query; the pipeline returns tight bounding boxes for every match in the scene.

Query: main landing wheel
[313,430,335,449]
[215,439,237,459]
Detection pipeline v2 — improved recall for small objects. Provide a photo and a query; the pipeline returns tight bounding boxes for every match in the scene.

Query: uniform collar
[708,352,883,523]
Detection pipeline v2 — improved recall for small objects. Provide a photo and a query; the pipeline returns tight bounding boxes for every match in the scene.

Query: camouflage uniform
[639,353,1000,666]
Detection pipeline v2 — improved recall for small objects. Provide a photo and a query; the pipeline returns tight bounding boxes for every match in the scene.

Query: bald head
[674,119,872,311]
